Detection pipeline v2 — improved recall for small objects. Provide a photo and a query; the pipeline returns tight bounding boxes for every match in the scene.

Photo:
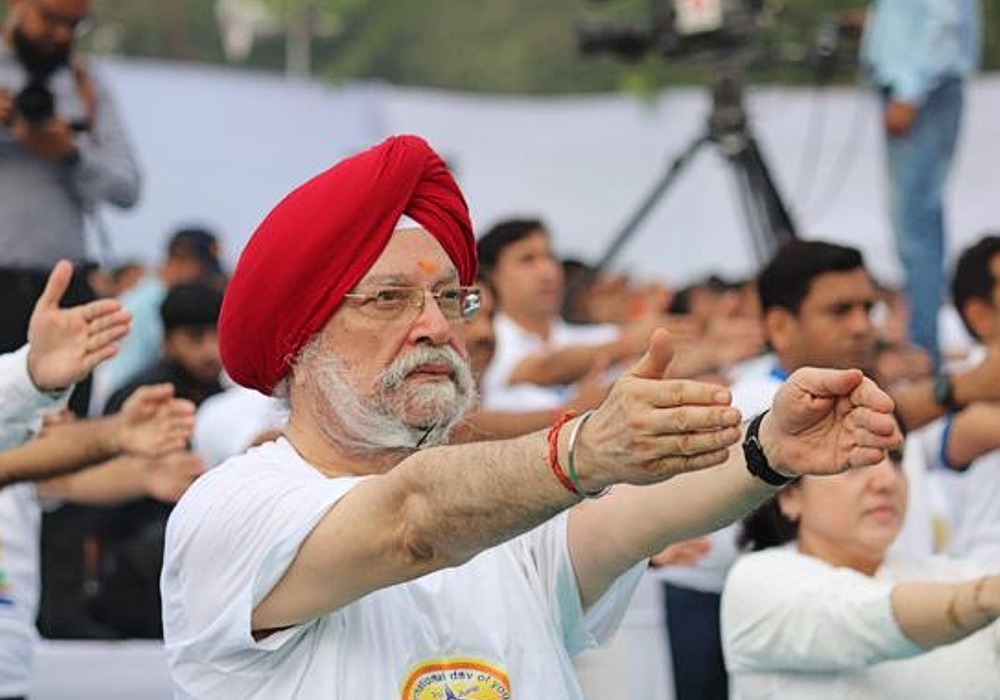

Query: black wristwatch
[933,373,959,412]
[742,411,798,487]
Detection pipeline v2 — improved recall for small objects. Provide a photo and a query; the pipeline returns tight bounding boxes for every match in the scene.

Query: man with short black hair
[92,226,225,409]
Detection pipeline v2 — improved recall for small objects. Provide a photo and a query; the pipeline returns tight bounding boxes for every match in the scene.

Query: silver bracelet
[567,410,612,499]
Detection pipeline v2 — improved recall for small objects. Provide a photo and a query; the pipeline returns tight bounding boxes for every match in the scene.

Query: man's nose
[410,291,454,344]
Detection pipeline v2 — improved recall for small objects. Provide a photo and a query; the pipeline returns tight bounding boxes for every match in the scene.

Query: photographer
[0,0,141,414]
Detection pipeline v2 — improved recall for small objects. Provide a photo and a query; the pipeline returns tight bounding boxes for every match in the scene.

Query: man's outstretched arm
[568,342,901,608]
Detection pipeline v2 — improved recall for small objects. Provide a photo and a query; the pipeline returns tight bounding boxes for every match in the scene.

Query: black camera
[13,77,89,131]
[577,0,764,61]
[14,79,56,126]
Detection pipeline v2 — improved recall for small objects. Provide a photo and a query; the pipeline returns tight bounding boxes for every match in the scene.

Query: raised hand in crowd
[115,384,197,457]
[26,259,131,392]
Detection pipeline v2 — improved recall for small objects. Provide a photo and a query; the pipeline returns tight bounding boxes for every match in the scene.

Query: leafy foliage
[3,0,997,92]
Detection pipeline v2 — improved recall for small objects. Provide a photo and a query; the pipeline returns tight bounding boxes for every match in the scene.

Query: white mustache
[379,345,469,393]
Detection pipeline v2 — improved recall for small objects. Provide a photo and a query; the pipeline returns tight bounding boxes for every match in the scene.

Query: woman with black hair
[721,429,1000,699]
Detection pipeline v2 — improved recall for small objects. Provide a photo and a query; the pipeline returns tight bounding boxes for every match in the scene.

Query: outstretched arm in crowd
[254,330,899,632]
[37,449,204,505]
[892,344,1000,431]
[941,400,1000,468]
[0,384,195,489]
[567,333,900,607]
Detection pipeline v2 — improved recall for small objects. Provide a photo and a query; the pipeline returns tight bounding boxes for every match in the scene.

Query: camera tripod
[592,68,797,275]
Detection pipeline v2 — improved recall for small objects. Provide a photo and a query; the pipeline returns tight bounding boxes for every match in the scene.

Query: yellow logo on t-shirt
[401,658,511,700]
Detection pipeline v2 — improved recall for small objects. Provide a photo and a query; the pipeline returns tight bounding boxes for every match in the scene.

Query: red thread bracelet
[547,411,581,496]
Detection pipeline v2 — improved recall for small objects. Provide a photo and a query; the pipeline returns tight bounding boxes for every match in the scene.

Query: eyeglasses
[342,286,481,322]
[31,0,92,35]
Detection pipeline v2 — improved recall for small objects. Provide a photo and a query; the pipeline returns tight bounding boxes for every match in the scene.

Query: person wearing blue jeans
[860,0,981,368]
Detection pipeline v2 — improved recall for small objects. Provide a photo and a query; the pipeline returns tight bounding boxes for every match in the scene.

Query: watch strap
[742,410,798,487]
[933,373,958,412]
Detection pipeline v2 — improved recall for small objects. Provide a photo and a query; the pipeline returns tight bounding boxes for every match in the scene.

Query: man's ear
[763,307,794,354]
[961,298,995,343]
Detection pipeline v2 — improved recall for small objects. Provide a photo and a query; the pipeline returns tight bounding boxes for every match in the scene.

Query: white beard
[297,339,477,456]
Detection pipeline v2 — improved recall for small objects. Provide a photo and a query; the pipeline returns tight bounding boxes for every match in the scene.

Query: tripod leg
[730,164,774,263]
[593,132,712,273]
[728,134,798,260]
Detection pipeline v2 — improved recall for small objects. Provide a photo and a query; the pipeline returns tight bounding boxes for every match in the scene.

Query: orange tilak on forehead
[417,258,439,275]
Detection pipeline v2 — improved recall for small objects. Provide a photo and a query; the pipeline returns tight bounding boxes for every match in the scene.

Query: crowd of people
[0,1,996,699]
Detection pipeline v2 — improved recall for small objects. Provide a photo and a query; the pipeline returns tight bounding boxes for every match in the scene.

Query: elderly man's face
[296,228,477,452]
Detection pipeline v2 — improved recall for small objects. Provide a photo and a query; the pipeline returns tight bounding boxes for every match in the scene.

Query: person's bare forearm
[891,379,946,432]
[253,431,580,630]
[509,343,621,387]
[891,577,1000,649]
[0,417,121,488]
[569,441,772,608]
[36,455,149,503]
[894,349,1000,432]
[946,402,1000,466]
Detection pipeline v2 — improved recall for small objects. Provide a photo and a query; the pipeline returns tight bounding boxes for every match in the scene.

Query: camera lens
[15,82,55,125]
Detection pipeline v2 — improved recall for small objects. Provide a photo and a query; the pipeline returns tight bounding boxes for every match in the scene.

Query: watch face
[934,374,954,408]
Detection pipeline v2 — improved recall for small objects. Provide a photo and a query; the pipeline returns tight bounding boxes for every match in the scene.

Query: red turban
[219,134,477,395]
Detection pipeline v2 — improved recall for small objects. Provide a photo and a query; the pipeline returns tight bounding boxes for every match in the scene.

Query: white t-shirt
[722,546,1000,700]
[162,438,644,700]
[934,448,1000,570]
[481,314,619,411]
[0,345,65,696]
[192,386,288,468]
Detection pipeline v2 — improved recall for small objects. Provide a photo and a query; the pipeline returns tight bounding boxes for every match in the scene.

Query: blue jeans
[885,77,964,368]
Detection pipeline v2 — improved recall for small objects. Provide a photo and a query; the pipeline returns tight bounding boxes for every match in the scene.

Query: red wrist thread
[547,411,581,496]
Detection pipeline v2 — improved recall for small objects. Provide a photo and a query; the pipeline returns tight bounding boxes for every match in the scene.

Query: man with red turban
[161,134,902,699]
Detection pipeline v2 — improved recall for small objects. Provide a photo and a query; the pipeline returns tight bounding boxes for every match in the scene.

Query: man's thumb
[627,328,673,380]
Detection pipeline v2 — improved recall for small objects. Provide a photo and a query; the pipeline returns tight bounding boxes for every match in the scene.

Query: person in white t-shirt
[476,218,654,412]
[192,385,288,468]
[160,135,902,700]
[723,423,1000,700]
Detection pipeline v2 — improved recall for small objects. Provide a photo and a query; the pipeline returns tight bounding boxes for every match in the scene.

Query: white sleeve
[516,512,645,657]
[721,550,923,673]
[0,345,69,449]
[162,458,361,665]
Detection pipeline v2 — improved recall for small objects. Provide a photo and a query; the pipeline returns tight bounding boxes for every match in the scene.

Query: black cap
[160,283,223,332]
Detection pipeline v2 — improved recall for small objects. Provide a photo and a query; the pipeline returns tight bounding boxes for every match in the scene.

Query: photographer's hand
[13,115,79,164]
[884,100,917,137]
